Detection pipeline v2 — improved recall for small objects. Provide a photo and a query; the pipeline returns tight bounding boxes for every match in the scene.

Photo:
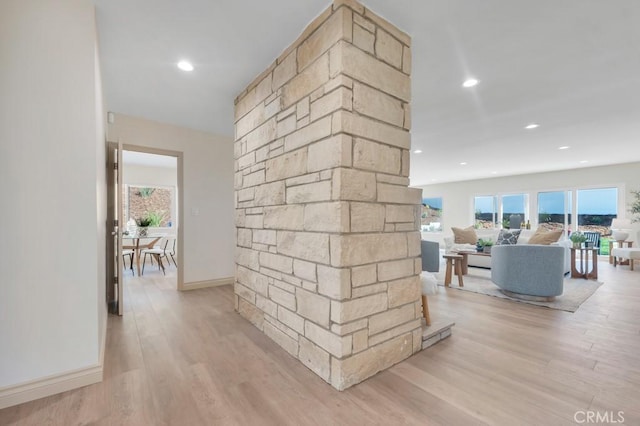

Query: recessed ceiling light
[579,160,589,164]
[462,78,479,88]
[460,162,468,166]
[177,60,194,72]
[525,123,539,129]
[491,171,498,174]
[558,146,570,150]
[413,149,423,154]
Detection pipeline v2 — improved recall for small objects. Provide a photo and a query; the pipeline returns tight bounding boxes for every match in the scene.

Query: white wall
[108,114,235,283]
[0,0,104,387]
[418,161,640,243]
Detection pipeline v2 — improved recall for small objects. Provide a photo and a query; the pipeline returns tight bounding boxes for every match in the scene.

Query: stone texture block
[407,231,421,257]
[351,282,387,298]
[377,258,415,282]
[310,87,352,122]
[265,148,308,182]
[334,41,410,101]
[402,45,411,75]
[257,294,278,318]
[364,8,411,46]
[235,73,273,123]
[293,259,317,282]
[273,50,297,90]
[353,139,401,175]
[263,205,304,230]
[334,0,365,15]
[236,247,260,270]
[377,184,422,205]
[330,233,408,267]
[334,111,410,150]
[317,265,352,300]
[368,303,415,336]
[331,318,368,336]
[286,173,320,187]
[352,329,369,353]
[283,116,332,152]
[331,168,376,201]
[245,118,277,153]
[237,228,252,248]
[238,298,264,330]
[253,181,285,206]
[375,28,403,69]
[299,336,331,382]
[277,231,330,264]
[303,201,349,233]
[260,252,293,274]
[237,265,268,296]
[269,285,296,311]
[297,97,310,119]
[307,134,352,172]
[330,293,388,323]
[296,288,330,327]
[298,7,352,72]
[276,114,297,138]
[278,306,305,335]
[353,83,404,127]
[253,229,277,246]
[235,283,256,304]
[353,24,374,54]
[283,52,330,108]
[368,318,421,347]
[304,321,352,357]
[331,333,413,390]
[351,264,377,287]
[350,202,385,233]
[263,321,299,357]
[386,205,415,223]
[387,276,421,308]
[286,181,332,204]
[243,170,266,188]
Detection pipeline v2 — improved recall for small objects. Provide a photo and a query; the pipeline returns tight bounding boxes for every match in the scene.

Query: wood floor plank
[1,262,639,425]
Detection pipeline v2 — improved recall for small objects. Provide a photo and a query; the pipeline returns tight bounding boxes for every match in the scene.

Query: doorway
[106,143,184,315]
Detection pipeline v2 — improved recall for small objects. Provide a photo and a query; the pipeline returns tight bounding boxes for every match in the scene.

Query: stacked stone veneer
[233,0,423,390]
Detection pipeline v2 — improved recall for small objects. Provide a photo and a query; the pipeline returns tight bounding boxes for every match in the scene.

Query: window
[421,197,443,232]
[474,196,498,229]
[501,194,528,229]
[576,188,618,233]
[538,191,571,231]
[124,185,176,228]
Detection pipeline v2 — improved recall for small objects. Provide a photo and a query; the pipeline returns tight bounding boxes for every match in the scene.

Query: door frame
[109,142,185,291]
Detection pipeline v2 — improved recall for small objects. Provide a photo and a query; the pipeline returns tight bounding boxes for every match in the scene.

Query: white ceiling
[94,0,640,186]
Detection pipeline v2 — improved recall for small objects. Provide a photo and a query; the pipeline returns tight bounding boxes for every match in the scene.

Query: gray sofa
[421,240,440,272]
[491,245,565,301]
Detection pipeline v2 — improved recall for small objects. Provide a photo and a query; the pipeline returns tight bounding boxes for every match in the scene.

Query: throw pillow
[496,229,521,245]
[452,226,477,244]
[528,228,563,245]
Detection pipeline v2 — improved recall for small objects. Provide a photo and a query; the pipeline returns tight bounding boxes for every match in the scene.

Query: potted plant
[136,216,152,236]
[478,238,494,254]
[569,231,587,248]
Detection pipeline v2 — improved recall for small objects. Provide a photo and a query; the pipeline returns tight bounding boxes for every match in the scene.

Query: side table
[609,240,633,265]
[570,247,598,280]
[442,253,464,287]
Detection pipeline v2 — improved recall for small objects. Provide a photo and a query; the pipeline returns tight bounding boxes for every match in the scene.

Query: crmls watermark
[574,411,625,424]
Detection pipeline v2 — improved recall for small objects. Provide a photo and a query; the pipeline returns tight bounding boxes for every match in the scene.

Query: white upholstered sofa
[443,228,572,274]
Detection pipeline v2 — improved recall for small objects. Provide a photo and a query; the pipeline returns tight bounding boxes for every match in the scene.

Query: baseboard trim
[182,276,234,291]
[0,363,103,410]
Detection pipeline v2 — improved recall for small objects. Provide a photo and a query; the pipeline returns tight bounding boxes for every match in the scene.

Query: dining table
[122,232,166,276]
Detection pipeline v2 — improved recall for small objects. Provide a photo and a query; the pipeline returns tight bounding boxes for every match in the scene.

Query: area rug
[434,268,603,312]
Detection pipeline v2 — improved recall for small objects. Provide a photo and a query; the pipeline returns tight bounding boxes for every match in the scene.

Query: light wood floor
[2,261,639,425]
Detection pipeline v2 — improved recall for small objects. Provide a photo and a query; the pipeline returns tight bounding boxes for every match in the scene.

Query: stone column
[233,0,422,390]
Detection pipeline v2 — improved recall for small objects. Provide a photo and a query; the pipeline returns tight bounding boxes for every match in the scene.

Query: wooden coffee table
[453,250,490,275]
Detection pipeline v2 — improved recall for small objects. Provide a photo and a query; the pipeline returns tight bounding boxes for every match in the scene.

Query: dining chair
[141,239,168,275]
[122,249,135,275]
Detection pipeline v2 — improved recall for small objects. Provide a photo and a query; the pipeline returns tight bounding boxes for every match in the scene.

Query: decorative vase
[483,246,492,254]
[572,242,582,249]
[138,227,148,237]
